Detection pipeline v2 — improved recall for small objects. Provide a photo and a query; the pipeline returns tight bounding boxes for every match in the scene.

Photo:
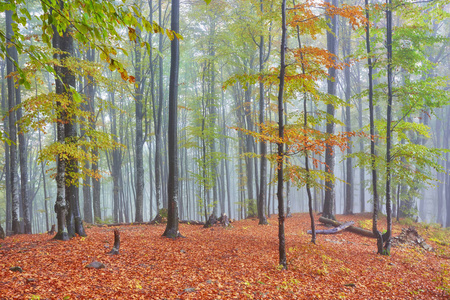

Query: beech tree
[163,0,181,238]
[277,0,287,270]
[323,0,338,220]
[5,8,20,235]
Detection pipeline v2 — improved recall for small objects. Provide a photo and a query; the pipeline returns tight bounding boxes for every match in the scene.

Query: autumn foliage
[1,213,448,299]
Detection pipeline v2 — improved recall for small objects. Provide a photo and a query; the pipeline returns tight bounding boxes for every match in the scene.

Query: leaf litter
[0,213,448,299]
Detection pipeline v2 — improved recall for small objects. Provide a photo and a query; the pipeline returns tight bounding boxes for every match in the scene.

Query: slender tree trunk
[343,20,353,216]
[445,107,450,227]
[365,0,382,254]
[220,69,232,218]
[293,0,315,242]
[135,28,144,223]
[258,0,268,225]
[382,0,393,254]
[82,47,95,224]
[356,62,365,213]
[1,60,12,234]
[6,9,20,235]
[163,0,181,238]
[323,0,338,220]
[436,112,444,224]
[148,0,156,220]
[13,59,30,233]
[110,90,121,223]
[92,147,101,222]
[38,117,50,232]
[152,0,164,219]
[208,18,219,217]
[90,57,101,223]
[277,0,287,270]
[244,81,255,216]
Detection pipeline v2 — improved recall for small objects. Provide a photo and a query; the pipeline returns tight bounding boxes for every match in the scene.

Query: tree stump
[391,227,432,251]
[204,214,217,228]
[48,224,56,235]
[0,225,5,239]
[219,213,230,227]
[149,214,163,225]
[108,229,120,255]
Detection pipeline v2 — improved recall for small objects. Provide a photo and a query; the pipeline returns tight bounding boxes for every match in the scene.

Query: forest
[0,0,450,298]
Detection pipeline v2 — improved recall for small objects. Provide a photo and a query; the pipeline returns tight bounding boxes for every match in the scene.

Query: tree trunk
[343,20,353,216]
[356,62,365,213]
[323,0,338,220]
[207,15,219,217]
[163,0,181,238]
[277,0,287,270]
[14,54,30,233]
[445,107,450,227]
[37,115,50,232]
[293,0,316,242]
[135,28,144,223]
[82,47,95,224]
[1,60,12,234]
[6,9,21,235]
[318,217,375,238]
[51,4,68,240]
[257,0,268,225]
[6,10,21,234]
[220,69,232,218]
[244,80,255,216]
[383,0,393,255]
[58,12,85,238]
[110,89,121,224]
[365,0,382,254]
[152,0,164,218]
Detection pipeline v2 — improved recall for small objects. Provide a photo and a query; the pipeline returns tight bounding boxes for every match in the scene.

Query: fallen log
[179,220,205,225]
[318,217,376,238]
[307,221,354,234]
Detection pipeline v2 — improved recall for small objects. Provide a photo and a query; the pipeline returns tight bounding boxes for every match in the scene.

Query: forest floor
[1,213,450,299]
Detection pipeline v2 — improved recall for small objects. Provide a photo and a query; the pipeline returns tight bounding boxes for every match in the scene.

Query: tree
[1,59,12,234]
[343,19,353,216]
[277,0,287,270]
[134,26,145,223]
[5,8,20,235]
[323,0,338,220]
[81,47,95,224]
[51,1,70,241]
[257,0,270,226]
[382,0,394,255]
[151,0,165,220]
[292,0,316,243]
[364,0,382,254]
[163,0,181,238]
